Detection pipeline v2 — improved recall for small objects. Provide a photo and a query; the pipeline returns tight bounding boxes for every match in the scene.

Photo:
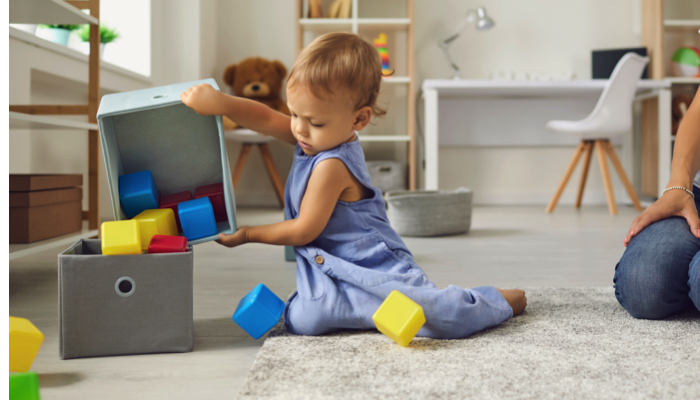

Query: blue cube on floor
[233,283,285,339]
[178,197,218,241]
[119,170,159,218]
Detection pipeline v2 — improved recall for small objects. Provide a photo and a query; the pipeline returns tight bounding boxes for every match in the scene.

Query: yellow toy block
[9,316,44,372]
[101,220,142,255]
[372,290,425,347]
[132,208,178,251]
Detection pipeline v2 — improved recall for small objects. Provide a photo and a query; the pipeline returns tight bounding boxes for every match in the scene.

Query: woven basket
[386,188,473,237]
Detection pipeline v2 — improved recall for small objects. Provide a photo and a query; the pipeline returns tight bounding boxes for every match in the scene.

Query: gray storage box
[366,161,406,193]
[386,188,473,237]
[97,79,237,245]
[58,239,194,359]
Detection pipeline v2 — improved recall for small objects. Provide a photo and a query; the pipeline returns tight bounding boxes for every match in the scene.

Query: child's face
[286,84,370,156]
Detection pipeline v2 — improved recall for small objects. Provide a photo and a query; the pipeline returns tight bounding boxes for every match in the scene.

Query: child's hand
[216,226,250,248]
[180,83,225,116]
[497,288,527,317]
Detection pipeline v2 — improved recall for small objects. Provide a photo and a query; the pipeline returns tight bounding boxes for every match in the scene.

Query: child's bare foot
[497,288,527,317]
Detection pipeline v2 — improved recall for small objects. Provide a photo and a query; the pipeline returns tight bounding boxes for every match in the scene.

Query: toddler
[181,32,526,339]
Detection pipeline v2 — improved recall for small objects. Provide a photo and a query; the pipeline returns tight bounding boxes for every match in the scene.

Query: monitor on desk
[592,47,649,79]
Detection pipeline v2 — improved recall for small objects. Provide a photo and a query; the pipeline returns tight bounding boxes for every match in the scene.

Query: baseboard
[473,190,635,206]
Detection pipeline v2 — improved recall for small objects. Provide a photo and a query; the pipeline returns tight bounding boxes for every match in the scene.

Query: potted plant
[37,24,80,46]
[77,25,120,59]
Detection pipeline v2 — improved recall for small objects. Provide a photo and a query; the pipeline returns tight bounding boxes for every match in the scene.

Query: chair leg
[258,143,286,208]
[232,143,253,189]
[605,141,643,211]
[575,141,594,209]
[546,141,586,213]
[595,140,617,215]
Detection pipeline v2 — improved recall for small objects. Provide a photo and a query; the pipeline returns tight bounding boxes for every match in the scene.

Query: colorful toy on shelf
[194,183,228,222]
[132,209,179,251]
[159,190,193,232]
[9,317,44,373]
[373,33,392,76]
[372,290,425,347]
[148,235,189,254]
[118,170,160,218]
[233,283,285,339]
[101,220,142,255]
[671,47,700,78]
[9,371,40,400]
[178,197,218,241]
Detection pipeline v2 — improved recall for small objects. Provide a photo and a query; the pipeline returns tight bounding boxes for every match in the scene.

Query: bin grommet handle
[151,94,168,100]
[115,276,136,297]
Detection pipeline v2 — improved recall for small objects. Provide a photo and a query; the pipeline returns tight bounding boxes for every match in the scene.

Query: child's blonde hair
[288,32,387,118]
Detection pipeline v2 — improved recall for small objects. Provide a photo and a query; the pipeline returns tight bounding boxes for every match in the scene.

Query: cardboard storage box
[9,174,83,243]
[58,239,194,359]
[97,79,237,245]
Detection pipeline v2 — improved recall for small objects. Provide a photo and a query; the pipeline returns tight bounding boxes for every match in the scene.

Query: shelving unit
[9,0,101,259]
[296,0,417,190]
[640,0,700,197]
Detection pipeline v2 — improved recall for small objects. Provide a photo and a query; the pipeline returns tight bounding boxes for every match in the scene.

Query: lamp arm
[438,8,477,80]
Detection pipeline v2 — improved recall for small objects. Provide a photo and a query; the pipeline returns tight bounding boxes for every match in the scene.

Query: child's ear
[353,106,373,131]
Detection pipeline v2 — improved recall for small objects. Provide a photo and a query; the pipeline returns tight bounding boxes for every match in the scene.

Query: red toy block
[147,235,189,253]
[194,183,228,222]
[159,190,193,232]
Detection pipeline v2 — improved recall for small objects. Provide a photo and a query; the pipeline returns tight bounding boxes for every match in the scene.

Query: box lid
[10,187,82,207]
[9,174,82,192]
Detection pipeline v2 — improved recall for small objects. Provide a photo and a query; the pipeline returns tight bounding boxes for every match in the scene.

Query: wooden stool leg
[595,140,617,215]
[575,141,595,209]
[606,141,643,211]
[258,143,286,208]
[232,143,253,189]
[546,141,586,213]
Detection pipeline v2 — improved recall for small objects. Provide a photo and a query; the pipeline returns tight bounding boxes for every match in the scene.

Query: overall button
[315,255,324,264]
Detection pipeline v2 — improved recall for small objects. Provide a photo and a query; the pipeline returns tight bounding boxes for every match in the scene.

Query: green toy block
[9,372,40,400]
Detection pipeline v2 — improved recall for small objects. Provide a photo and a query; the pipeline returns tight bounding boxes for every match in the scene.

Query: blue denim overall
[283,136,513,339]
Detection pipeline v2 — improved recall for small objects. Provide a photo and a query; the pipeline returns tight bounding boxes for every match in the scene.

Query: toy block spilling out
[9,317,44,373]
[118,170,160,218]
[9,371,40,400]
[178,197,218,241]
[372,290,425,347]
[233,284,285,339]
[133,209,179,251]
[159,190,193,232]
[101,220,142,255]
[194,183,228,222]
[148,235,189,254]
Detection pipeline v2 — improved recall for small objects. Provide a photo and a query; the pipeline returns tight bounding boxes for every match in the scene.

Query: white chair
[545,53,648,215]
[225,129,285,207]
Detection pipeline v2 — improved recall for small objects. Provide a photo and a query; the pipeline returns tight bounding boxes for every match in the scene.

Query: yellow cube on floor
[9,316,44,372]
[101,220,142,255]
[132,209,178,251]
[372,290,425,347]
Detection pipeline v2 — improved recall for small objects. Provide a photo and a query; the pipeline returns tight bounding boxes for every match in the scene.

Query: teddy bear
[221,57,290,130]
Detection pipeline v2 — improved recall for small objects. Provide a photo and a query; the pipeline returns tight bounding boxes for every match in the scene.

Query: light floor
[9,205,639,399]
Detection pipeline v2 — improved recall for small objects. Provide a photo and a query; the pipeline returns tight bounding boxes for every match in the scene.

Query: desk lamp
[438,6,495,79]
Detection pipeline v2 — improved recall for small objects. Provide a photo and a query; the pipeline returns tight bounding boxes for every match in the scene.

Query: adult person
[614,86,700,319]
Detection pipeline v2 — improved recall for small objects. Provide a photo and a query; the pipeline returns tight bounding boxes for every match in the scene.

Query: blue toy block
[178,197,218,241]
[118,170,160,218]
[233,284,285,339]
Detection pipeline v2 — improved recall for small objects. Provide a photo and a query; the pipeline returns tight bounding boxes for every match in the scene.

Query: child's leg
[689,251,700,312]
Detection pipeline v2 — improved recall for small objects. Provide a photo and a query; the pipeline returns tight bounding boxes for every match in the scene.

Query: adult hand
[216,226,250,248]
[180,83,224,116]
[624,189,700,246]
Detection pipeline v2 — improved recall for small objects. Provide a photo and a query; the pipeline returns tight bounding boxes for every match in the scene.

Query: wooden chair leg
[606,141,643,211]
[232,143,253,189]
[595,140,617,215]
[546,141,586,213]
[258,143,286,208]
[575,141,594,209]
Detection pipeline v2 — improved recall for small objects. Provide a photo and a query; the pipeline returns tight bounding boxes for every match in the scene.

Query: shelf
[9,0,98,25]
[664,20,700,32]
[357,18,411,27]
[9,222,98,261]
[299,18,352,31]
[357,135,411,142]
[382,76,411,84]
[9,111,99,130]
[666,77,700,85]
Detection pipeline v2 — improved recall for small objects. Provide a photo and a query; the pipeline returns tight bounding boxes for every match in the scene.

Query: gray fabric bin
[58,239,194,359]
[386,188,473,237]
[366,161,406,193]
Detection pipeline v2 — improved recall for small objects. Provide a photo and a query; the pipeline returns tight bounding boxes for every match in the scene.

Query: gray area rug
[239,287,700,399]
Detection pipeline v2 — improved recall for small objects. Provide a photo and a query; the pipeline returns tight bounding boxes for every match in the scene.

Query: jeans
[614,185,700,319]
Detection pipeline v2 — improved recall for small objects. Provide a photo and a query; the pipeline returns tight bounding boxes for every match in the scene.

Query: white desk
[421,79,672,196]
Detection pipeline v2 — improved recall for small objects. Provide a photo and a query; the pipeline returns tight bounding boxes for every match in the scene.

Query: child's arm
[180,83,296,145]
[217,158,353,247]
